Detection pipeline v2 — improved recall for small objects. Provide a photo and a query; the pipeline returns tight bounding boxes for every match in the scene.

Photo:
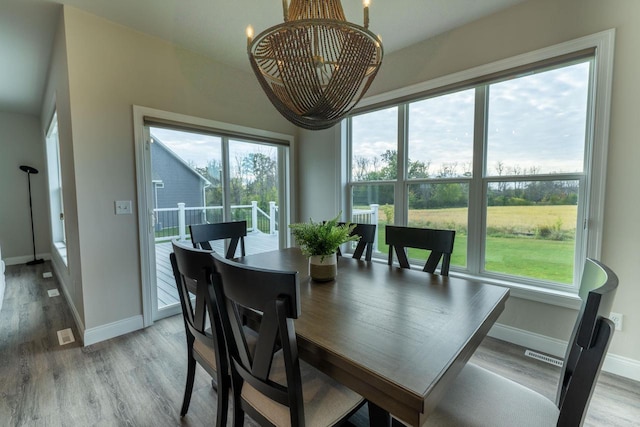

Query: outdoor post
[251,201,258,233]
[371,204,379,253]
[178,202,186,241]
[269,201,276,234]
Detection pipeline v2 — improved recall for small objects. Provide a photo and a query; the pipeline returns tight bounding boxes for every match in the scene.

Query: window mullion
[345,119,353,221]
[396,104,408,226]
[221,136,231,221]
[467,86,488,275]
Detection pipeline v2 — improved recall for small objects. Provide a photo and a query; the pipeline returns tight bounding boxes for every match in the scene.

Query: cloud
[151,128,222,168]
[150,128,278,172]
[351,61,591,177]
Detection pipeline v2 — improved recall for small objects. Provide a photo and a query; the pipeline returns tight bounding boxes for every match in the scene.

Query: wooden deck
[155,231,280,308]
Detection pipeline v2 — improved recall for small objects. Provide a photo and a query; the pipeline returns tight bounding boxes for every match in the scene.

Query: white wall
[46,6,296,337]
[0,112,50,263]
[298,0,640,373]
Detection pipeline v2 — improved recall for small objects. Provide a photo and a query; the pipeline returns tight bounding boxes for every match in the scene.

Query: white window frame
[343,30,615,308]
[45,111,68,266]
[133,106,295,326]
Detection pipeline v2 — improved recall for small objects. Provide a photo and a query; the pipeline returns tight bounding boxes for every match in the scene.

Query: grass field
[371,205,577,284]
[407,205,577,233]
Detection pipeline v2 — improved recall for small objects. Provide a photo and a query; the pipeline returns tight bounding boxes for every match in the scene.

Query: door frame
[133,106,295,327]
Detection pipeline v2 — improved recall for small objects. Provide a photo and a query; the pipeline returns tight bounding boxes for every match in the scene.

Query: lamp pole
[20,165,44,265]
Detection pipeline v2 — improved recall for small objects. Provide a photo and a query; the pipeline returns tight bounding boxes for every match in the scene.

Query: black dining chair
[337,222,376,261]
[169,240,229,426]
[189,220,247,259]
[386,225,456,275]
[424,258,618,426]
[210,252,367,427]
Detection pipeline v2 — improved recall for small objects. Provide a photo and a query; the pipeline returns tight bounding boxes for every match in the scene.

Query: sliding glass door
[145,125,287,320]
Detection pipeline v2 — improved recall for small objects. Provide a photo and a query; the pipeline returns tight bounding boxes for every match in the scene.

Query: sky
[151,60,590,179]
[352,60,591,177]
[150,128,277,173]
[151,128,222,169]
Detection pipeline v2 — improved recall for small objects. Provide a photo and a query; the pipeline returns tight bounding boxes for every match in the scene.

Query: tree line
[353,150,578,209]
[194,151,278,213]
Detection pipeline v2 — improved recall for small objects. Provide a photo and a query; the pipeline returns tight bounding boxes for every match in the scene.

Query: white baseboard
[51,264,86,342]
[602,353,640,382]
[489,323,640,382]
[489,323,567,358]
[4,252,51,266]
[49,259,142,347]
[83,315,144,346]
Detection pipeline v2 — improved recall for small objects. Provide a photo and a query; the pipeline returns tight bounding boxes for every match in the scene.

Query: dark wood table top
[236,248,510,426]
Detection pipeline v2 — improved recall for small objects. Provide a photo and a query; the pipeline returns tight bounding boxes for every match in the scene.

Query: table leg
[367,403,410,427]
[368,402,392,427]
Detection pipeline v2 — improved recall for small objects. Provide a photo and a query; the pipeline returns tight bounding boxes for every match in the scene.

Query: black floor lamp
[20,165,44,266]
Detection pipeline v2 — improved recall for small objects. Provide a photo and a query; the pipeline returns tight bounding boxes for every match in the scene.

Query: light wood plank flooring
[1,261,638,426]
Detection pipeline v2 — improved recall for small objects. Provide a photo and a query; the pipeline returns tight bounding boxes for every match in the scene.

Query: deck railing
[154,202,380,250]
[154,201,278,242]
[352,204,380,253]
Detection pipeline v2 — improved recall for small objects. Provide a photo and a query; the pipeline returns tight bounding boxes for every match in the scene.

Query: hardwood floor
[1,261,638,426]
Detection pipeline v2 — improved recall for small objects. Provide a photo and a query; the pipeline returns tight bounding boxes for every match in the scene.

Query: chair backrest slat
[338,222,376,261]
[556,258,618,424]
[211,253,304,424]
[190,221,247,259]
[385,225,455,275]
[557,317,614,426]
[169,240,227,375]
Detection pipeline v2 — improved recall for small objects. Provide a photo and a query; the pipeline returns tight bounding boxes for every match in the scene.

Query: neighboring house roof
[150,134,212,186]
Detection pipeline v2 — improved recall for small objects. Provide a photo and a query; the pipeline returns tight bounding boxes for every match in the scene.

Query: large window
[345,32,613,294]
[45,111,67,266]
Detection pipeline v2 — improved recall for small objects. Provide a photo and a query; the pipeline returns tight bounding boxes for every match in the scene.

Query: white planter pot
[309,254,337,282]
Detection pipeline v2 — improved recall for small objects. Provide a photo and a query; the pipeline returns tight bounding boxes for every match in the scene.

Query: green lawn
[375,225,574,284]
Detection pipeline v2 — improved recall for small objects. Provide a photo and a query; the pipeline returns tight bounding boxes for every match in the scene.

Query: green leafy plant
[289,214,359,259]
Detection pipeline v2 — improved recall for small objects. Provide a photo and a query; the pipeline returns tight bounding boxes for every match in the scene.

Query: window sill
[367,255,582,310]
[54,241,68,266]
[449,271,582,310]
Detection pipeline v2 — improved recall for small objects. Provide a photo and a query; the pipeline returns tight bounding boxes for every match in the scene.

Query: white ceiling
[0,0,526,116]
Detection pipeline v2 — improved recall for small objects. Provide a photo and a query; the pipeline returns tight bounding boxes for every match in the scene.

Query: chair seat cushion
[193,338,218,371]
[193,326,258,374]
[241,350,364,427]
[426,363,559,427]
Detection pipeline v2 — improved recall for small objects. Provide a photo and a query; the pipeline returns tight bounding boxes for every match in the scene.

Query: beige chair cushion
[241,350,364,427]
[193,326,259,374]
[426,363,560,427]
[193,339,218,371]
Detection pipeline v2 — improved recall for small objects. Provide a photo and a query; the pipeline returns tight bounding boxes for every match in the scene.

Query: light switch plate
[115,200,132,215]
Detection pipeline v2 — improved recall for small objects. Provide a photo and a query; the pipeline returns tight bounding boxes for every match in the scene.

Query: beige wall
[47,6,295,332]
[0,112,50,262]
[298,0,640,363]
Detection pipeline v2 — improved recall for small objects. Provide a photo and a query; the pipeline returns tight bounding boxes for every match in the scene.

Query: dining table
[235,247,510,427]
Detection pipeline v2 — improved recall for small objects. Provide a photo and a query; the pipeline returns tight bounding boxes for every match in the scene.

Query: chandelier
[247,0,383,130]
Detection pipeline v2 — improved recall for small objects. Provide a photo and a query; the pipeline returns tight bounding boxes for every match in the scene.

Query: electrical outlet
[609,312,623,331]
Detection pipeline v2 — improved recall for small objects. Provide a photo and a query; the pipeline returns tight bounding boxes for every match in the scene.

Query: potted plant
[289,215,360,282]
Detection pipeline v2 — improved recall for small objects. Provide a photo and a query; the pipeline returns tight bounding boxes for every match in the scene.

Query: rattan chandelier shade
[248,0,383,130]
